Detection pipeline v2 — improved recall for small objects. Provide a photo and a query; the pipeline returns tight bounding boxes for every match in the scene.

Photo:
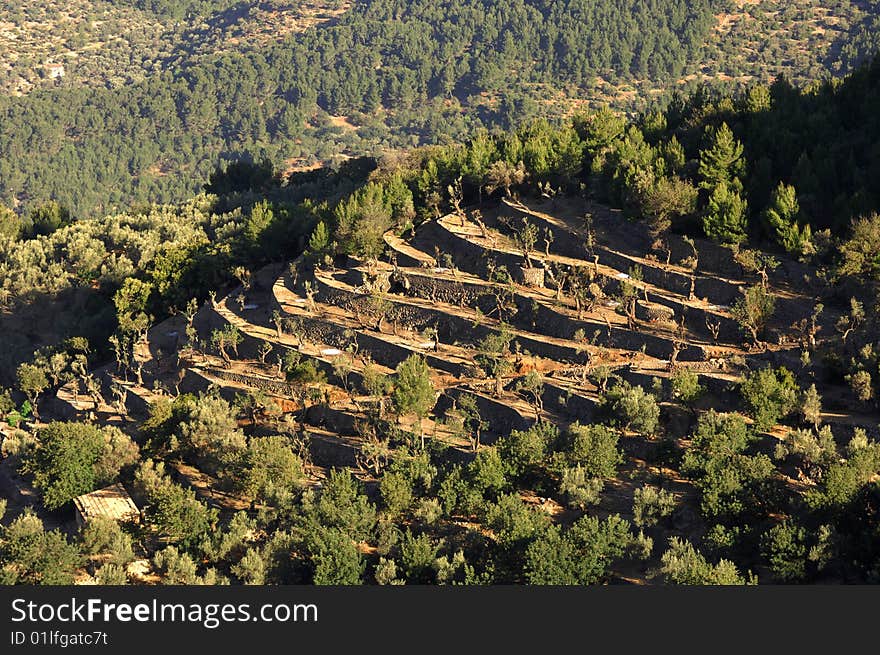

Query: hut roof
[72,483,139,523]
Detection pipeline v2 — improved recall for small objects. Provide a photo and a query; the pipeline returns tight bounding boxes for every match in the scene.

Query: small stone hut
[72,483,140,529]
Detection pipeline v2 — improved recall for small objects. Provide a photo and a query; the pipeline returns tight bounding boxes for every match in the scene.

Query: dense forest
[0,1,351,96]
[0,0,736,217]
[0,0,723,217]
[838,0,880,71]
[3,0,880,219]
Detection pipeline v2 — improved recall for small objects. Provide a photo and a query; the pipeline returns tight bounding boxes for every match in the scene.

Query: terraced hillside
[20,191,876,584]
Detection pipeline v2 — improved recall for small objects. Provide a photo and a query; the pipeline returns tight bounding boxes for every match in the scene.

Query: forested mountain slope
[0,0,713,216]
[2,0,879,219]
[0,0,349,96]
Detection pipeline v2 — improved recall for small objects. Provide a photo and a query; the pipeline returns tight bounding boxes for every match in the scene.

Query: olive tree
[16,363,48,420]
[0,511,82,585]
[660,537,756,584]
[740,366,798,431]
[731,285,776,347]
[601,381,660,434]
[24,422,138,510]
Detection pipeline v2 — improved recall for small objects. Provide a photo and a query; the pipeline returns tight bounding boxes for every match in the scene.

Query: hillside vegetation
[3,59,880,585]
[0,0,349,96]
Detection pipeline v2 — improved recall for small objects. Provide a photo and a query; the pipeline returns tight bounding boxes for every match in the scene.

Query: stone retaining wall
[541,382,599,423]
[497,204,742,301]
[417,219,743,344]
[397,269,711,360]
[314,273,592,364]
[316,269,717,363]
[273,299,475,378]
[307,433,359,468]
[505,200,826,293]
[434,386,534,441]
[499,203,821,330]
[305,404,363,435]
[95,370,153,419]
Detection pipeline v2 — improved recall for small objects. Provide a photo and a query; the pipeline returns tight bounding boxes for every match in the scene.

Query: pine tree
[703,182,748,244]
[763,183,813,255]
[308,221,330,255]
[698,123,746,192]
[243,200,274,247]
